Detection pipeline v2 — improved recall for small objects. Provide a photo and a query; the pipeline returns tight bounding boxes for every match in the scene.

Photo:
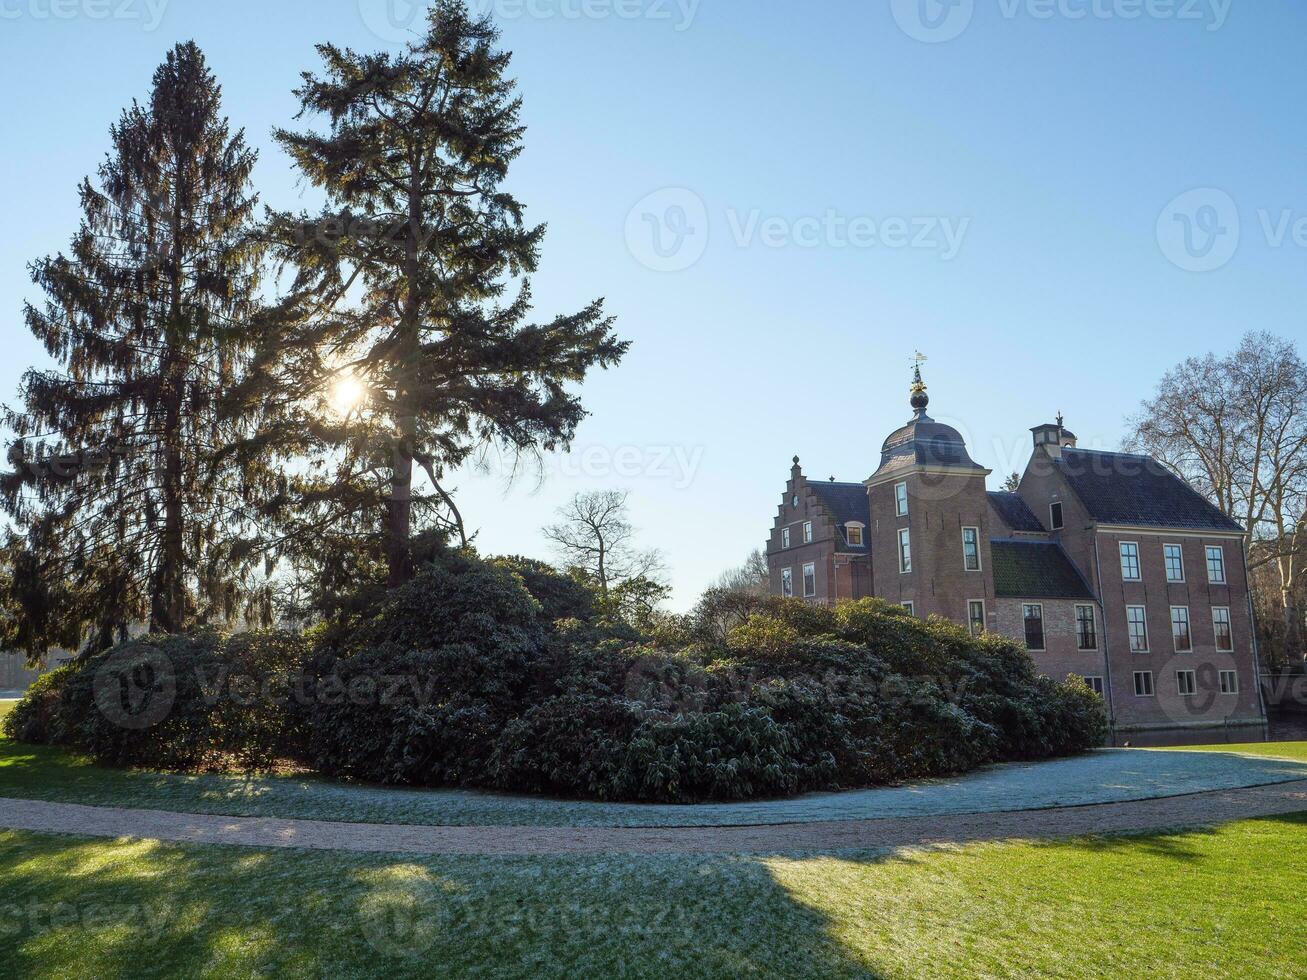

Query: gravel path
[3,780,1305,856]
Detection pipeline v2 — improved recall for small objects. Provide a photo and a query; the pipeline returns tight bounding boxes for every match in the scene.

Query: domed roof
[869,363,985,481]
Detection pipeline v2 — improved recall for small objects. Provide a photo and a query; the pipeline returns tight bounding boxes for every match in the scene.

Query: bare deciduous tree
[1127,332,1307,660]
[542,490,664,596]
[710,549,770,596]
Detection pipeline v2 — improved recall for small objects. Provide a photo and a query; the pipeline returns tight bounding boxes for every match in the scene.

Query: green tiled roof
[991,539,1094,599]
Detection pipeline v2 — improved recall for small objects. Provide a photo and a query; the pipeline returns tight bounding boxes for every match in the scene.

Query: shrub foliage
[5,552,1107,800]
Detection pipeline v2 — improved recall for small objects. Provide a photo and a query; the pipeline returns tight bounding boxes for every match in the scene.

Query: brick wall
[1095,528,1264,732]
[993,597,1108,689]
[766,464,871,603]
[869,469,995,622]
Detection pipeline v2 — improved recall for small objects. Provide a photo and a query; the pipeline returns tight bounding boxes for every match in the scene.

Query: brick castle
[766,362,1267,743]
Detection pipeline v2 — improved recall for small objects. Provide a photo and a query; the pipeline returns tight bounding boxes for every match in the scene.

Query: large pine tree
[1,42,268,655]
[250,1,627,593]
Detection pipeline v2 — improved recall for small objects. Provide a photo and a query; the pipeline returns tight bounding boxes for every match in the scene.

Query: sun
[328,373,367,416]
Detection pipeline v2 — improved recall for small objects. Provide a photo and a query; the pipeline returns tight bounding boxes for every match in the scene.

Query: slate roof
[991,539,1095,599]
[869,413,987,481]
[986,491,1045,533]
[1056,449,1244,533]
[811,481,870,552]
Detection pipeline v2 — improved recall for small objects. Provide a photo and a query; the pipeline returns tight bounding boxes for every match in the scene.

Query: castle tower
[864,358,996,624]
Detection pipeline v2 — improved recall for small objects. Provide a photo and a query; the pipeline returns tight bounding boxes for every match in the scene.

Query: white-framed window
[803,521,813,544]
[1176,669,1197,697]
[1163,543,1185,583]
[802,562,816,598]
[1206,545,1226,584]
[1170,606,1192,653]
[1083,675,1104,696]
[968,599,986,637]
[1023,603,1045,651]
[781,567,793,598]
[1219,669,1239,694]
[895,482,909,517]
[1133,670,1155,697]
[846,524,864,547]
[898,527,912,573]
[1075,604,1097,650]
[1126,605,1149,653]
[902,601,915,616]
[1049,501,1064,530]
[781,527,791,549]
[1119,542,1141,581]
[962,527,981,571]
[1212,606,1233,651]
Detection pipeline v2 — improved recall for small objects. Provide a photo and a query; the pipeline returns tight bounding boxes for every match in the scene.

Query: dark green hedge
[5,551,1107,800]
[3,630,308,771]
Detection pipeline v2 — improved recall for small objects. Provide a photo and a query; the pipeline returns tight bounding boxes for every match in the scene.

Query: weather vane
[912,351,928,369]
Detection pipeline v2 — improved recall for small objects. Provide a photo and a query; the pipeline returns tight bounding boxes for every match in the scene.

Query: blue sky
[2,0,1305,608]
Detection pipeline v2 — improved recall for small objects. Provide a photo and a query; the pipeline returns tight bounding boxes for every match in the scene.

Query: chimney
[1030,423,1064,459]
[1031,415,1077,458]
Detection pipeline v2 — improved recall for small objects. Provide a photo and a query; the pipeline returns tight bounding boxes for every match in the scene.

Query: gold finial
[909,352,929,416]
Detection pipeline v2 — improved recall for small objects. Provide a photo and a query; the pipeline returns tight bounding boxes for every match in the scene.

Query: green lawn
[0,700,15,724]
[1155,741,1307,762]
[0,814,1303,978]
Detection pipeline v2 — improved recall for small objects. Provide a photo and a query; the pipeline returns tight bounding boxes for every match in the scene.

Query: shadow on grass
[0,831,883,979]
[5,813,1307,977]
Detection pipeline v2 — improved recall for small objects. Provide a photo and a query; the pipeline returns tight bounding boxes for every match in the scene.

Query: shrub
[2,664,76,745]
[488,693,642,798]
[6,555,1107,802]
[305,553,551,785]
[492,555,597,624]
[4,630,308,771]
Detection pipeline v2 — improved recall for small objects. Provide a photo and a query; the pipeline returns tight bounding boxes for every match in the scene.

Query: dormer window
[1049,501,1064,530]
[846,524,864,546]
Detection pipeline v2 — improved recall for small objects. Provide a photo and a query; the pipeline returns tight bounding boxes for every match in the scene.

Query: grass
[0,814,1304,978]
[1155,741,1307,762]
[0,700,14,724]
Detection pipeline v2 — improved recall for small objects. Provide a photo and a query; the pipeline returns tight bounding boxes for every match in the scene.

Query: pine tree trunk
[152,188,188,632]
[385,178,422,587]
[387,434,414,587]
